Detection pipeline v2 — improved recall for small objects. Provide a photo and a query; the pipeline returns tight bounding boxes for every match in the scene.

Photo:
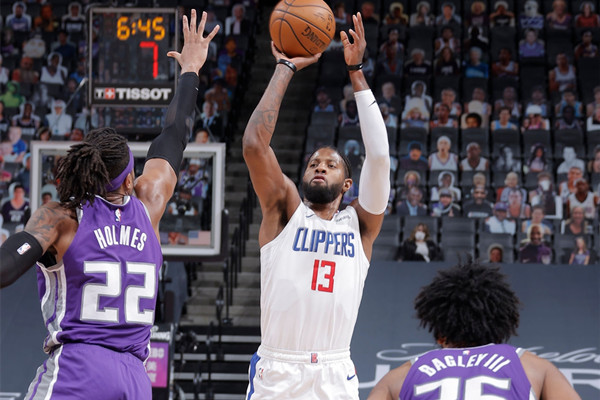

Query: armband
[146,72,200,174]
[0,231,43,288]
[355,89,390,215]
[277,59,297,73]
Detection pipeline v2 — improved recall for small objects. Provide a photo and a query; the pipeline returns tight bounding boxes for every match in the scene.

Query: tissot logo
[94,87,172,101]
[104,88,115,99]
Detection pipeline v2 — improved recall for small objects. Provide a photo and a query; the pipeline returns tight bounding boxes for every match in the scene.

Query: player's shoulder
[519,350,556,387]
[520,350,583,400]
[26,201,77,244]
[35,201,74,220]
[519,350,554,371]
[367,361,412,400]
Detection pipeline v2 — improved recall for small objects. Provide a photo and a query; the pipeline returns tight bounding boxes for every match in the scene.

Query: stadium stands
[1,0,599,265]
[303,0,600,264]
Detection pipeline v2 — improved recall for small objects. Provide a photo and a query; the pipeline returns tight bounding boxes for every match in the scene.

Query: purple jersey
[399,344,536,399]
[36,196,162,361]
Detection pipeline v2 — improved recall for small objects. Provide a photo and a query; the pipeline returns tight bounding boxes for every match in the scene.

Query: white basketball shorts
[245,345,359,400]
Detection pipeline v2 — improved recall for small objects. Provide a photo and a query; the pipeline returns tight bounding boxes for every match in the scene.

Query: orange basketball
[269,0,336,58]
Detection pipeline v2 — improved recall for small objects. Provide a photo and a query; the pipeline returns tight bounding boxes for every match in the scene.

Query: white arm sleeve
[354,89,391,215]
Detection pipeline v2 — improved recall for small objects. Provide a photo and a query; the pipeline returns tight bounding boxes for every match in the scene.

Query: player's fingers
[352,14,361,38]
[271,41,285,58]
[167,51,181,61]
[182,15,189,41]
[349,29,364,49]
[348,29,360,43]
[340,30,349,44]
[197,10,207,37]
[355,12,364,37]
[206,24,220,41]
[190,9,198,36]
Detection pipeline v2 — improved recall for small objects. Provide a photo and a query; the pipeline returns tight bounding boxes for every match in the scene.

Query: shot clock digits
[89,8,178,107]
[116,15,165,41]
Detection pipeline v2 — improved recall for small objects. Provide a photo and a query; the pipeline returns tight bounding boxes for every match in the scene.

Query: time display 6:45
[88,7,178,107]
[117,15,165,41]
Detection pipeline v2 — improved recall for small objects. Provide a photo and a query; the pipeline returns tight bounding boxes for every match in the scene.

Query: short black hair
[465,113,482,126]
[307,145,352,179]
[414,260,520,347]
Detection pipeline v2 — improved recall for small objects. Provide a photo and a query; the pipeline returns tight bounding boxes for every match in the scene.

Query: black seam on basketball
[281,0,330,9]
[270,7,334,41]
[270,17,292,55]
[278,0,293,54]
[279,17,314,55]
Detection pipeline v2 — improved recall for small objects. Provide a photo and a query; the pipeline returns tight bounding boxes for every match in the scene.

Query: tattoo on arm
[247,68,290,137]
[25,206,65,250]
[262,110,278,132]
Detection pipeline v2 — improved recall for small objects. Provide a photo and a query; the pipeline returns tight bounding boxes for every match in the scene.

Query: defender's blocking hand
[168,10,220,75]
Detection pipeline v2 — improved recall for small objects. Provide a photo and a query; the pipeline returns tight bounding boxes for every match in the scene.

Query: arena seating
[306,0,600,264]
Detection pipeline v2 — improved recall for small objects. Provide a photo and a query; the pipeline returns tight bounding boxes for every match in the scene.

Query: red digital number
[311,259,336,293]
[139,41,158,79]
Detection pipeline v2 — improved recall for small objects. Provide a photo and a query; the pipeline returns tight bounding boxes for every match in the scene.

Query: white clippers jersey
[259,202,370,352]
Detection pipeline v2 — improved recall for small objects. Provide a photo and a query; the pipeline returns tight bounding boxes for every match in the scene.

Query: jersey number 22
[80,261,156,325]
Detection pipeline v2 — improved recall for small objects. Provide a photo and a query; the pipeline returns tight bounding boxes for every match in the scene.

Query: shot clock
[88,8,179,107]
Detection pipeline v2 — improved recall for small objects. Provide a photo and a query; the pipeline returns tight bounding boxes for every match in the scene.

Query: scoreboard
[88,8,179,107]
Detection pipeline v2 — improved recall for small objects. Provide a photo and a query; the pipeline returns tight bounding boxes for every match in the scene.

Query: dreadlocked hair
[57,127,129,210]
[414,259,520,347]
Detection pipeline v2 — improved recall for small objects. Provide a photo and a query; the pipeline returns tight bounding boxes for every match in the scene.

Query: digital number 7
[311,259,336,293]
[139,41,158,79]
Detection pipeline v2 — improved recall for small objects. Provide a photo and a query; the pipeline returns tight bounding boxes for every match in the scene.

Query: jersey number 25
[415,376,511,399]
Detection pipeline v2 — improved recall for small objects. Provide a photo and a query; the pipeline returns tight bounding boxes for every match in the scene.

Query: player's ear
[342,178,353,194]
[125,172,135,194]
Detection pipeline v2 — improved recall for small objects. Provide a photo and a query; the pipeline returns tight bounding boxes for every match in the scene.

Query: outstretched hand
[168,10,220,75]
[270,42,321,72]
[340,13,366,66]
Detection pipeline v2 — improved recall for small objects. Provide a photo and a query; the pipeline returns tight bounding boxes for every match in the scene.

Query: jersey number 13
[311,259,336,293]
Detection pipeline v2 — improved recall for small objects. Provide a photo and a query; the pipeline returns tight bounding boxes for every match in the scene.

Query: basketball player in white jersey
[242,13,390,400]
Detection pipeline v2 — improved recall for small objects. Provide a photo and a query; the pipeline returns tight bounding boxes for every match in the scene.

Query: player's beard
[302,179,344,205]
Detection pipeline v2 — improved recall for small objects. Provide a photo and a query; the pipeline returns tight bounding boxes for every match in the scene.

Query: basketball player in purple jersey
[0,10,219,399]
[243,13,390,400]
[367,262,581,400]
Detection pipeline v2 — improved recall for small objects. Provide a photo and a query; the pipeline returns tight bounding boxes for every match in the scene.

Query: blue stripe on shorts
[246,352,261,400]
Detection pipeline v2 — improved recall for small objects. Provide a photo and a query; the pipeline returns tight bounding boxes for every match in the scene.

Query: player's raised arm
[136,10,219,230]
[342,13,391,258]
[242,44,320,245]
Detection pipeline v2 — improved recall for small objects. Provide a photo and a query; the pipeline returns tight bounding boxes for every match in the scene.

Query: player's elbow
[0,259,20,289]
[0,270,18,289]
[367,152,391,171]
[242,133,264,159]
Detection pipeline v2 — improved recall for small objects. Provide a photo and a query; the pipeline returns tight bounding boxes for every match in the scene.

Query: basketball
[269,0,336,58]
